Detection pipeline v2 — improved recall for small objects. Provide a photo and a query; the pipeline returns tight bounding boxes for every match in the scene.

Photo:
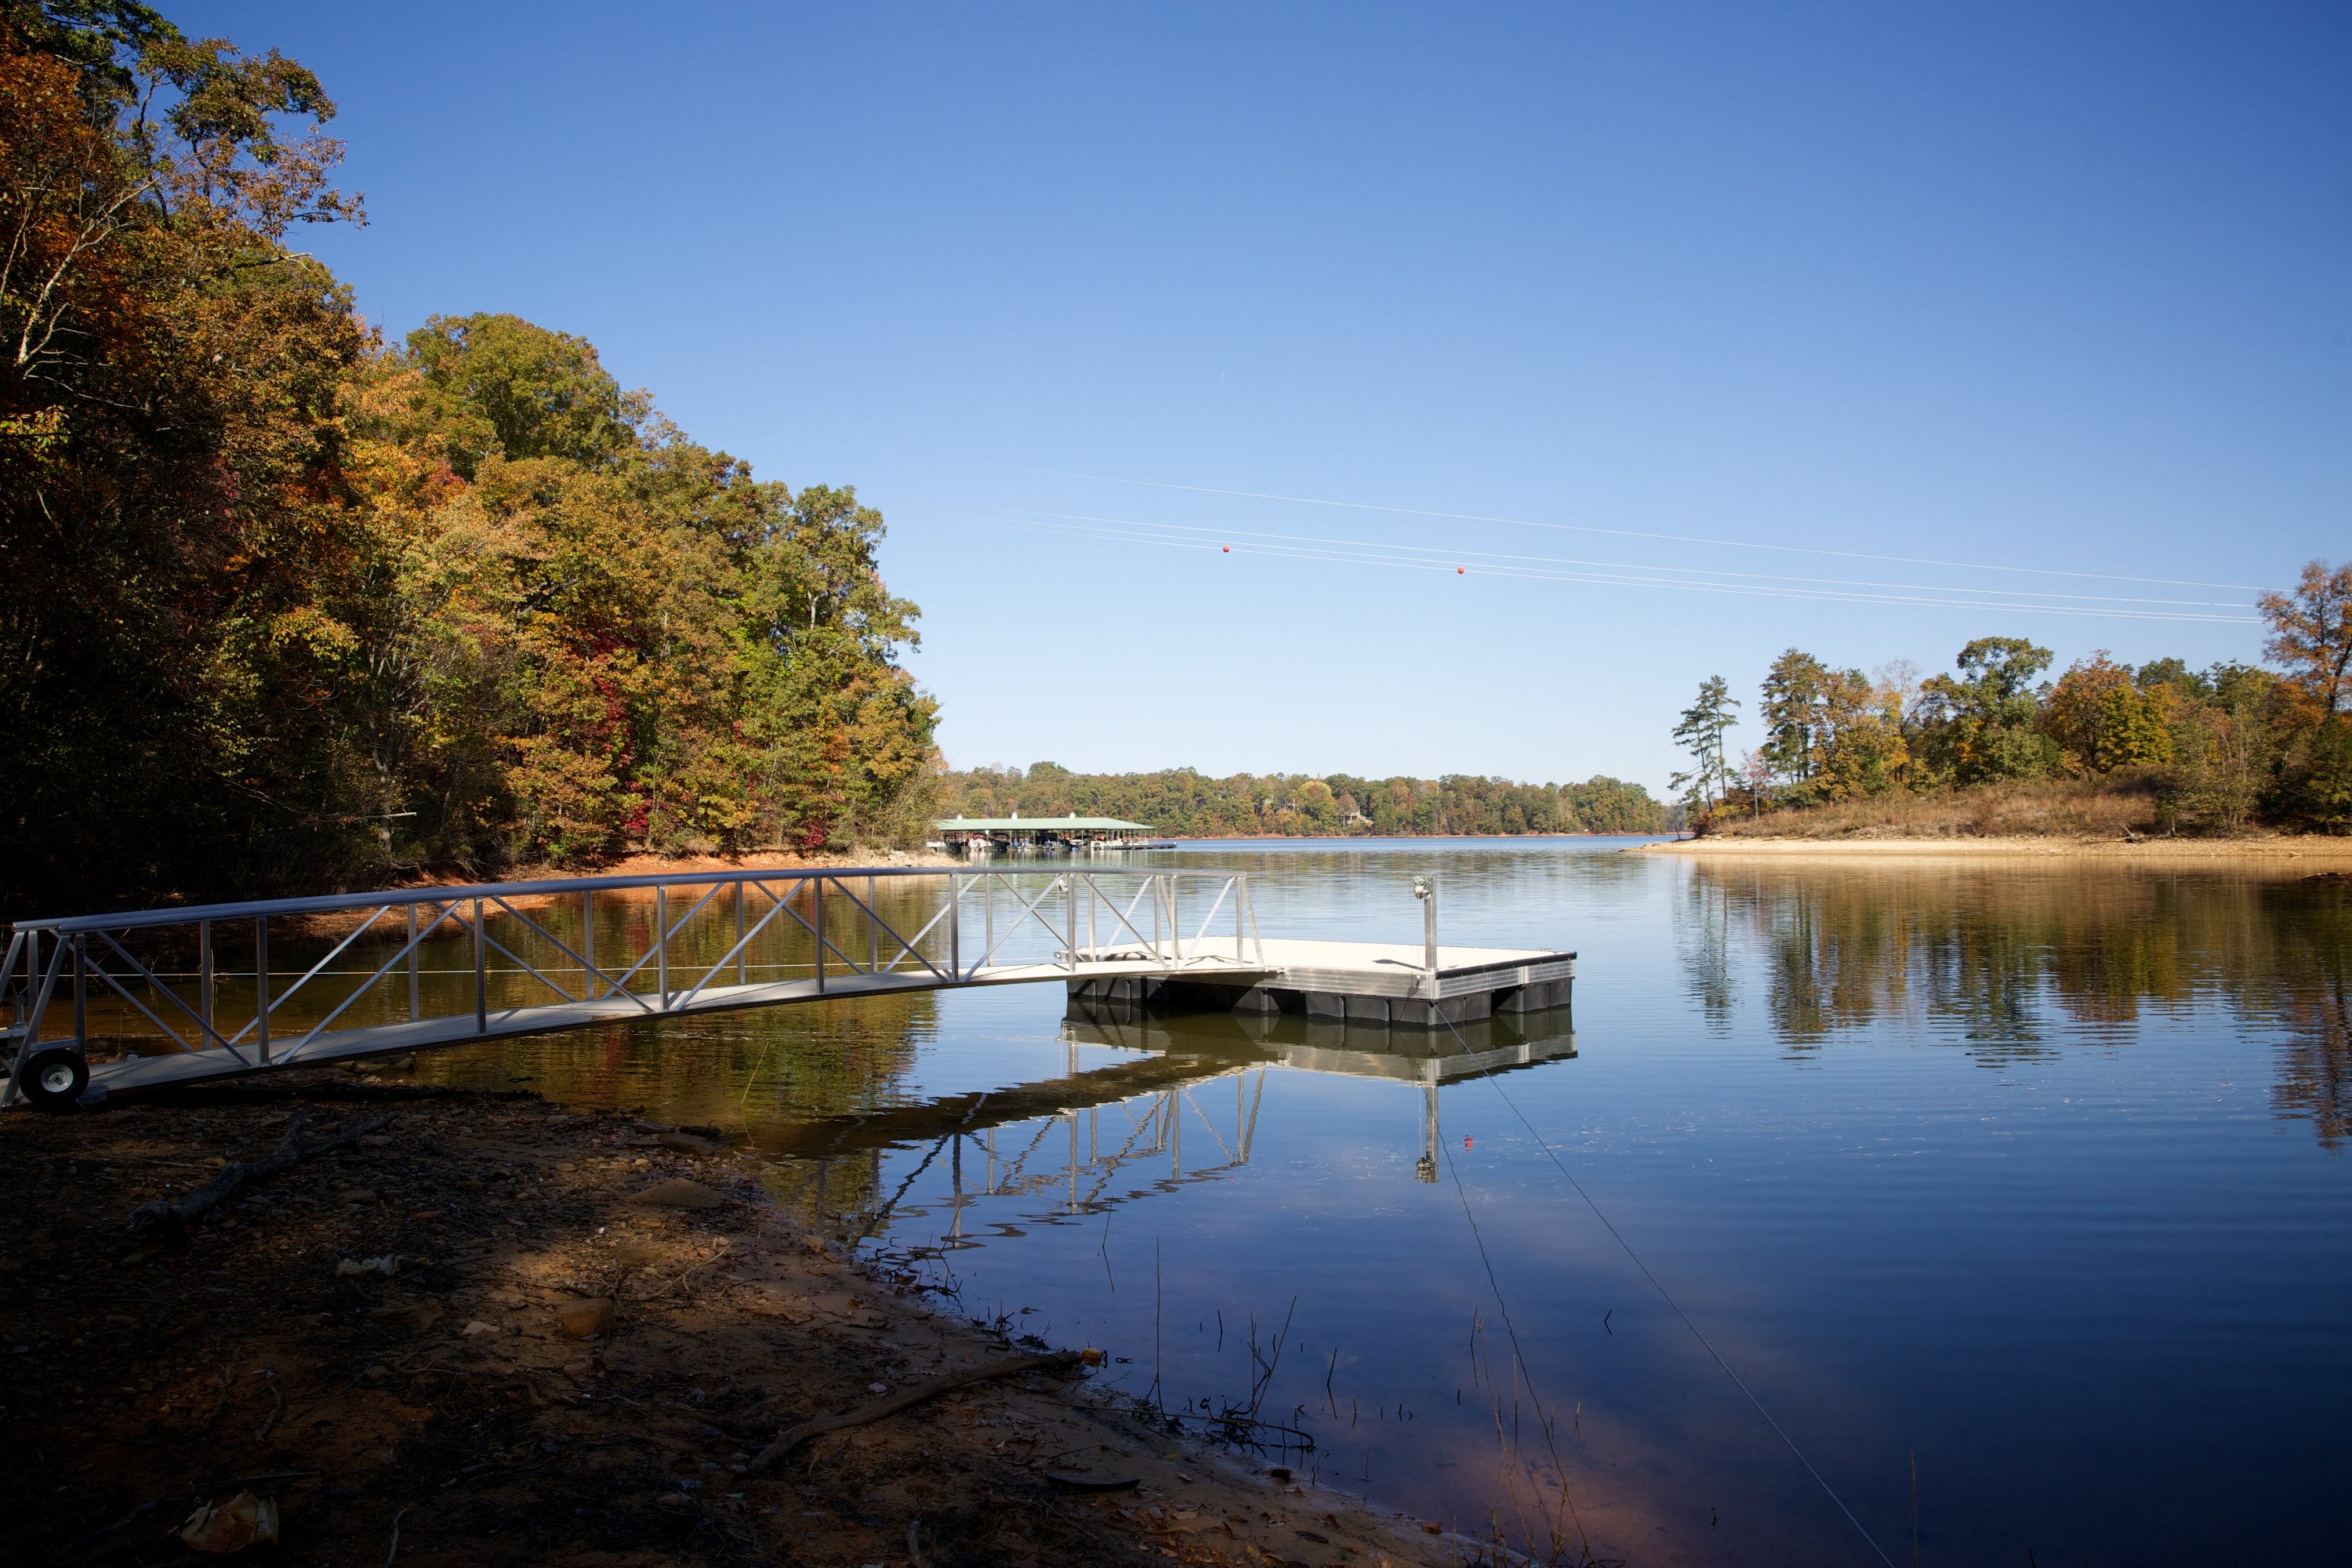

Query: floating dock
[1065,937,1575,1028]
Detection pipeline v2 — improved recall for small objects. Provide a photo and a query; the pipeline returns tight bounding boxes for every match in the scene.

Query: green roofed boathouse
[932,815,1159,855]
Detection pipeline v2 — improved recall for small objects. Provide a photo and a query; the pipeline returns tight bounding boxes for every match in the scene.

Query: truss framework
[0,866,1264,1106]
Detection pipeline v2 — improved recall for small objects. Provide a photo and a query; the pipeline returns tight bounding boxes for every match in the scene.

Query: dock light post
[1414,876,1438,993]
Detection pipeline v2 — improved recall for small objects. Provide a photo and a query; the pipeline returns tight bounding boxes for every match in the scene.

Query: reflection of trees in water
[2253,884,2352,1149]
[1679,866,2352,1141]
[1675,873,1739,1033]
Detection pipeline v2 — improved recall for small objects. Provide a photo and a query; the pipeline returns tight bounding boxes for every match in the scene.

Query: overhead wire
[981,506,2259,614]
[972,514,2260,624]
[1013,466,2269,593]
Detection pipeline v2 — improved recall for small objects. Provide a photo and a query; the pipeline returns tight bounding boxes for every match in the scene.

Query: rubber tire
[18,1047,89,1114]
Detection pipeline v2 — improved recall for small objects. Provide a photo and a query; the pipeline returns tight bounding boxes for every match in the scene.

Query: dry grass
[1707,775,2190,840]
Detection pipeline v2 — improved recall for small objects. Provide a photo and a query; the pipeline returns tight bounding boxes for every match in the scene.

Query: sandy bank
[0,1080,1463,1567]
[1630,835,2352,863]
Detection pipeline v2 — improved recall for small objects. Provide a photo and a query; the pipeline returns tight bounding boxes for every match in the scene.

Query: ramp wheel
[18,1047,89,1113]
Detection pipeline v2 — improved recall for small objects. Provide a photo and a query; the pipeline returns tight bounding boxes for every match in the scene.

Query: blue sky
[222,2,2347,793]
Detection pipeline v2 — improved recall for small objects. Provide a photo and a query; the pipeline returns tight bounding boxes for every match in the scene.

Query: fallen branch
[745,1350,1082,1475]
[127,1110,396,1238]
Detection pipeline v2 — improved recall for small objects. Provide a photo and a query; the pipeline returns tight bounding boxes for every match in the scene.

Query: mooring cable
[1435,1117,1594,1563]
[1437,1010,1899,1568]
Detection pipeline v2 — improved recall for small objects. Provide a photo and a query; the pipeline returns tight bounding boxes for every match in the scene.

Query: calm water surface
[415,838,2352,1566]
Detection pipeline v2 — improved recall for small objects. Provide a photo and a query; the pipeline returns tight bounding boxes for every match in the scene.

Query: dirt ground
[0,1079,1475,1568]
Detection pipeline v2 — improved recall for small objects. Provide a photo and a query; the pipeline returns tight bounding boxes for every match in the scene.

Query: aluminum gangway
[0,866,1266,1112]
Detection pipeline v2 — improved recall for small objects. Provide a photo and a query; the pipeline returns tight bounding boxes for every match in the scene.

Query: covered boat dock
[934,815,1159,855]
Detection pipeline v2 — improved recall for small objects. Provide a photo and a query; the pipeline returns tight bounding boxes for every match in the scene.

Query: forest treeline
[943,765,1664,837]
[0,5,937,916]
[1669,561,2352,833]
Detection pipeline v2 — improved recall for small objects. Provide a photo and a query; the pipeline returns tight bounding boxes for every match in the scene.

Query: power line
[985,506,2259,612]
[1014,467,2270,593]
[974,515,2261,624]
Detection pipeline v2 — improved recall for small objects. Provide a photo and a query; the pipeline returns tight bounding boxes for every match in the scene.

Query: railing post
[1236,876,1245,961]
[655,886,669,1010]
[949,877,961,981]
[256,917,271,1065]
[473,898,488,1031]
[71,935,86,1053]
[200,920,216,1042]
[404,905,419,1020]
[1065,873,1077,971]
[735,881,746,986]
[583,891,596,1000]
[814,877,826,994]
[868,874,879,972]
[982,874,993,966]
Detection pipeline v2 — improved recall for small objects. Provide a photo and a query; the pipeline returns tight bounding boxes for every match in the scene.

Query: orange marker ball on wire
[1222,546,1230,553]
[1457,567,1465,574]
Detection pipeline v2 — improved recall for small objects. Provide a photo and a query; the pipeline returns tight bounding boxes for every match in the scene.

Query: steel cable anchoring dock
[0,868,1573,1113]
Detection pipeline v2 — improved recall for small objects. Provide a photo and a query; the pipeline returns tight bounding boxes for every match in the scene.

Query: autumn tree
[1,5,375,913]
[1812,667,1907,800]
[2038,652,2172,774]
[2259,561,2352,829]
[2261,561,2352,720]
[0,9,942,912]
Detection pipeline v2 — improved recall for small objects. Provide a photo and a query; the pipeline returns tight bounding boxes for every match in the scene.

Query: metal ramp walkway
[0,867,1263,1110]
[2,866,1571,1112]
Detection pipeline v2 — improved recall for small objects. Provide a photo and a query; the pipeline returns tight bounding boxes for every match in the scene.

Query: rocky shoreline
[0,1078,1470,1567]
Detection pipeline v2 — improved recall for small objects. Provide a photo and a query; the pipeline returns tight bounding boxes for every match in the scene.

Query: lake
[415,837,2352,1566]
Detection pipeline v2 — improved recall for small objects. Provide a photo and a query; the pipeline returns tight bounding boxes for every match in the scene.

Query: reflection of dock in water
[784,1002,1577,1236]
[1062,1000,1577,1087]
[1062,1002,1577,1185]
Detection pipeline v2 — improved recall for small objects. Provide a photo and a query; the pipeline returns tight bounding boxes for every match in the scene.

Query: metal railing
[0,866,1263,1105]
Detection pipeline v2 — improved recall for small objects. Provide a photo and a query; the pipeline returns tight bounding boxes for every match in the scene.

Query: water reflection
[394,844,2352,1564]
[1680,863,2352,1140]
[775,1004,1578,1241]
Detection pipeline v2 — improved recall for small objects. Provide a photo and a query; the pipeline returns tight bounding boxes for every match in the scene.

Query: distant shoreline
[1630,835,2352,862]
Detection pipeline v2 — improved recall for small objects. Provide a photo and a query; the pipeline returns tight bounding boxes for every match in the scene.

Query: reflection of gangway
[802,1005,1580,1245]
[3,866,1573,1112]
[931,1058,1270,1240]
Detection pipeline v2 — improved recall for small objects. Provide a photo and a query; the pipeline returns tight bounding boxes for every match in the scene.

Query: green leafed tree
[1912,637,2059,786]
[1669,675,1740,816]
